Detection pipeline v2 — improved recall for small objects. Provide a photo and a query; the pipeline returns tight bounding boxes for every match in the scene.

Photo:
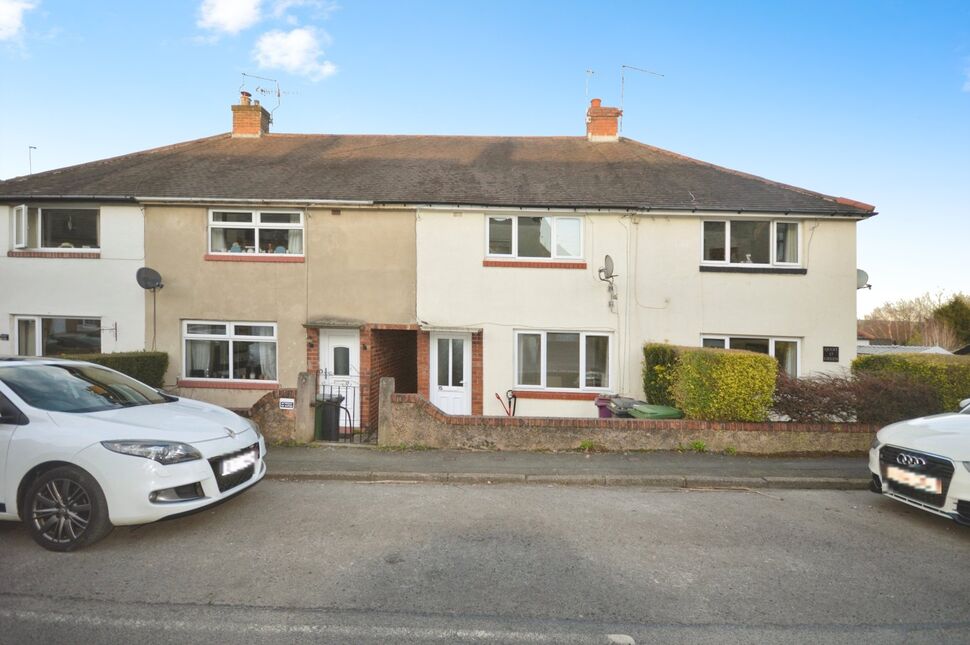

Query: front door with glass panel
[319,330,360,428]
[430,332,472,415]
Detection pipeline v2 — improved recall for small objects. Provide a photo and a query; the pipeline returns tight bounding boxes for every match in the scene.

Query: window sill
[511,390,603,401]
[483,259,587,269]
[7,250,101,259]
[699,265,806,275]
[177,379,280,390]
[205,254,305,263]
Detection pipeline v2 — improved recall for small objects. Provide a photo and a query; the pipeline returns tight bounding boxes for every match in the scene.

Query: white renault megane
[869,397,970,525]
[0,358,265,551]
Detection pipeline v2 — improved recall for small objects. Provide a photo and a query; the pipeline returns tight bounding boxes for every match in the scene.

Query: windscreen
[0,364,169,413]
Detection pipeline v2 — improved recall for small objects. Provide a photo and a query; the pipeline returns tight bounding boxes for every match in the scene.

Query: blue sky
[1,0,968,315]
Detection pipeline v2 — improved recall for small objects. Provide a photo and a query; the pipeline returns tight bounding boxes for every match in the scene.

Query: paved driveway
[1,481,968,644]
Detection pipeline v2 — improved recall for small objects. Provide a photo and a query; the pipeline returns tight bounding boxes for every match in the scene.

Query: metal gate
[318,379,371,443]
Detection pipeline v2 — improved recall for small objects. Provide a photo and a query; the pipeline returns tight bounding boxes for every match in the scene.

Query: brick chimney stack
[232,91,271,137]
[586,98,622,142]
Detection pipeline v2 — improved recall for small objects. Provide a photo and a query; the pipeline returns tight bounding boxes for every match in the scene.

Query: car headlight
[101,441,202,465]
[248,419,263,440]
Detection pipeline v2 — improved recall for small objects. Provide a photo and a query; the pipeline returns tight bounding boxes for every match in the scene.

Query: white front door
[319,330,360,428]
[430,332,471,415]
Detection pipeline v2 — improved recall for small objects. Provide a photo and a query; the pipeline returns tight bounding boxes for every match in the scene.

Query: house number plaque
[823,346,839,362]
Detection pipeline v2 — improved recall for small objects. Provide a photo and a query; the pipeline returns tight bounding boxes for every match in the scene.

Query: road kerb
[266,470,868,490]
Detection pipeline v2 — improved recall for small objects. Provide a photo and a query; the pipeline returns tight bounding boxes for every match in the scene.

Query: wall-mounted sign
[279,398,295,410]
[823,346,840,362]
[0,333,8,341]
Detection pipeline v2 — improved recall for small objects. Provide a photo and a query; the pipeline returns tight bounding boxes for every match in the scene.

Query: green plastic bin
[628,403,683,419]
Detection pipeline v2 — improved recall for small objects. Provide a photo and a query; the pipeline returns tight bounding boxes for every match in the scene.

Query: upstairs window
[702,220,800,267]
[487,215,582,260]
[208,210,304,256]
[10,207,100,251]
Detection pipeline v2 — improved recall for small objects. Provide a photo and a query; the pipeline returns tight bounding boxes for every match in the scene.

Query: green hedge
[642,343,682,406]
[60,351,169,388]
[642,343,778,421]
[852,353,970,412]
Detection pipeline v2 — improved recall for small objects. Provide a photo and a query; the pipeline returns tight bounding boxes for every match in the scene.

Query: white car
[0,358,266,551]
[869,397,970,526]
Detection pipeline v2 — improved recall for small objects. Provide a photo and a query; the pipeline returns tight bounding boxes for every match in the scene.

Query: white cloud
[0,0,38,42]
[198,0,262,34]
[253,27,336,81]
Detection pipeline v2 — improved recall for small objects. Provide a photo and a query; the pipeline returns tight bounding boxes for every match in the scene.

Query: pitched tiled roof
[0,133,875,215]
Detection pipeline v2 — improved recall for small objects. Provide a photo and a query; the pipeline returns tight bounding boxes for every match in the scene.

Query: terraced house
[0,93,875,427]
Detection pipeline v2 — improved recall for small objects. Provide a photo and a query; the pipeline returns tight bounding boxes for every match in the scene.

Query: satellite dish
[599,255,616,281]
[136,267,164,290]
[856,269,870,290]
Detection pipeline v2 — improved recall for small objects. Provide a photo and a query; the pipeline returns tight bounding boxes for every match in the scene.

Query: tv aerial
[599,255,619,311]
[856,269,872,290]
[619,64,664,133]
[137,268,164,350]
[240,72,296,123]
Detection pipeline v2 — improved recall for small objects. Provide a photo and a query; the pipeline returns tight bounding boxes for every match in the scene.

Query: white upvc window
[701,335,801,376]
[486,215,583,260]
[514,330,611,390]
[14,316,102,356]
[208,210,304,256]
[701,219,801,267]
[183,321,279,382]
[13,204,27,249]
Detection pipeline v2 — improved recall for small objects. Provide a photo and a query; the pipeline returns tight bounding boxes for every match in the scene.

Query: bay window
[702,219,800,266]
[702,335,800,376]
[183,321,278,382]
[515,330,610,389]
[487,215,583,260]
[208,210,304,255]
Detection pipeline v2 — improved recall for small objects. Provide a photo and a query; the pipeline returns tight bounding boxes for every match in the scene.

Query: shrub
[60,351,169,388]
[670,346,777,422]
[642,343,682,405]
[773,372,940,425]
[852,353,970,412]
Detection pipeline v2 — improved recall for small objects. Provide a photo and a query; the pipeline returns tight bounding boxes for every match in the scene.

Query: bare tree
[864,291,961,349]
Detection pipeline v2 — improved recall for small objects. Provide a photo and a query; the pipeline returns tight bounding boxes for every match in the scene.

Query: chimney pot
[240,91,252,106]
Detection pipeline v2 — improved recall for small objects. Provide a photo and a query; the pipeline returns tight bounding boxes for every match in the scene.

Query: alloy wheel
[31,478,92,545]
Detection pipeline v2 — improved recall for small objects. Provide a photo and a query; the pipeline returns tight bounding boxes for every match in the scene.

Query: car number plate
[220,449,257,477]
[885,465,942,494]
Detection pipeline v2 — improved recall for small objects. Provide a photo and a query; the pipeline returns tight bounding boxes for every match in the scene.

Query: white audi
[0,358,265,551]
[869,397,970,526]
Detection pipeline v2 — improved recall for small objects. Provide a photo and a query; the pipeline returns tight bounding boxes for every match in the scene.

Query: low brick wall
[379,386,877,455]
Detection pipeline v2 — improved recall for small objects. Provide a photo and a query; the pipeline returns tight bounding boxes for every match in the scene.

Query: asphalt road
[1,480,968,644]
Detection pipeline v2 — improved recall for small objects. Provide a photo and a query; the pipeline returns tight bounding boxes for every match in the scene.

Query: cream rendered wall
[416,209,859,418]
[144,205,416,410]
[0,204,147,356]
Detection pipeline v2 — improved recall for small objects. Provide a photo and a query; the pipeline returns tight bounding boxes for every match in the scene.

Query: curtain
[288,229,303,254]
[258,342,277,380]
[211,228,226,252]
[189,340,212,377]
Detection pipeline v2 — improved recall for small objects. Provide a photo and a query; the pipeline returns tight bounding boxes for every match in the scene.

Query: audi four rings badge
[896,453,926,467]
